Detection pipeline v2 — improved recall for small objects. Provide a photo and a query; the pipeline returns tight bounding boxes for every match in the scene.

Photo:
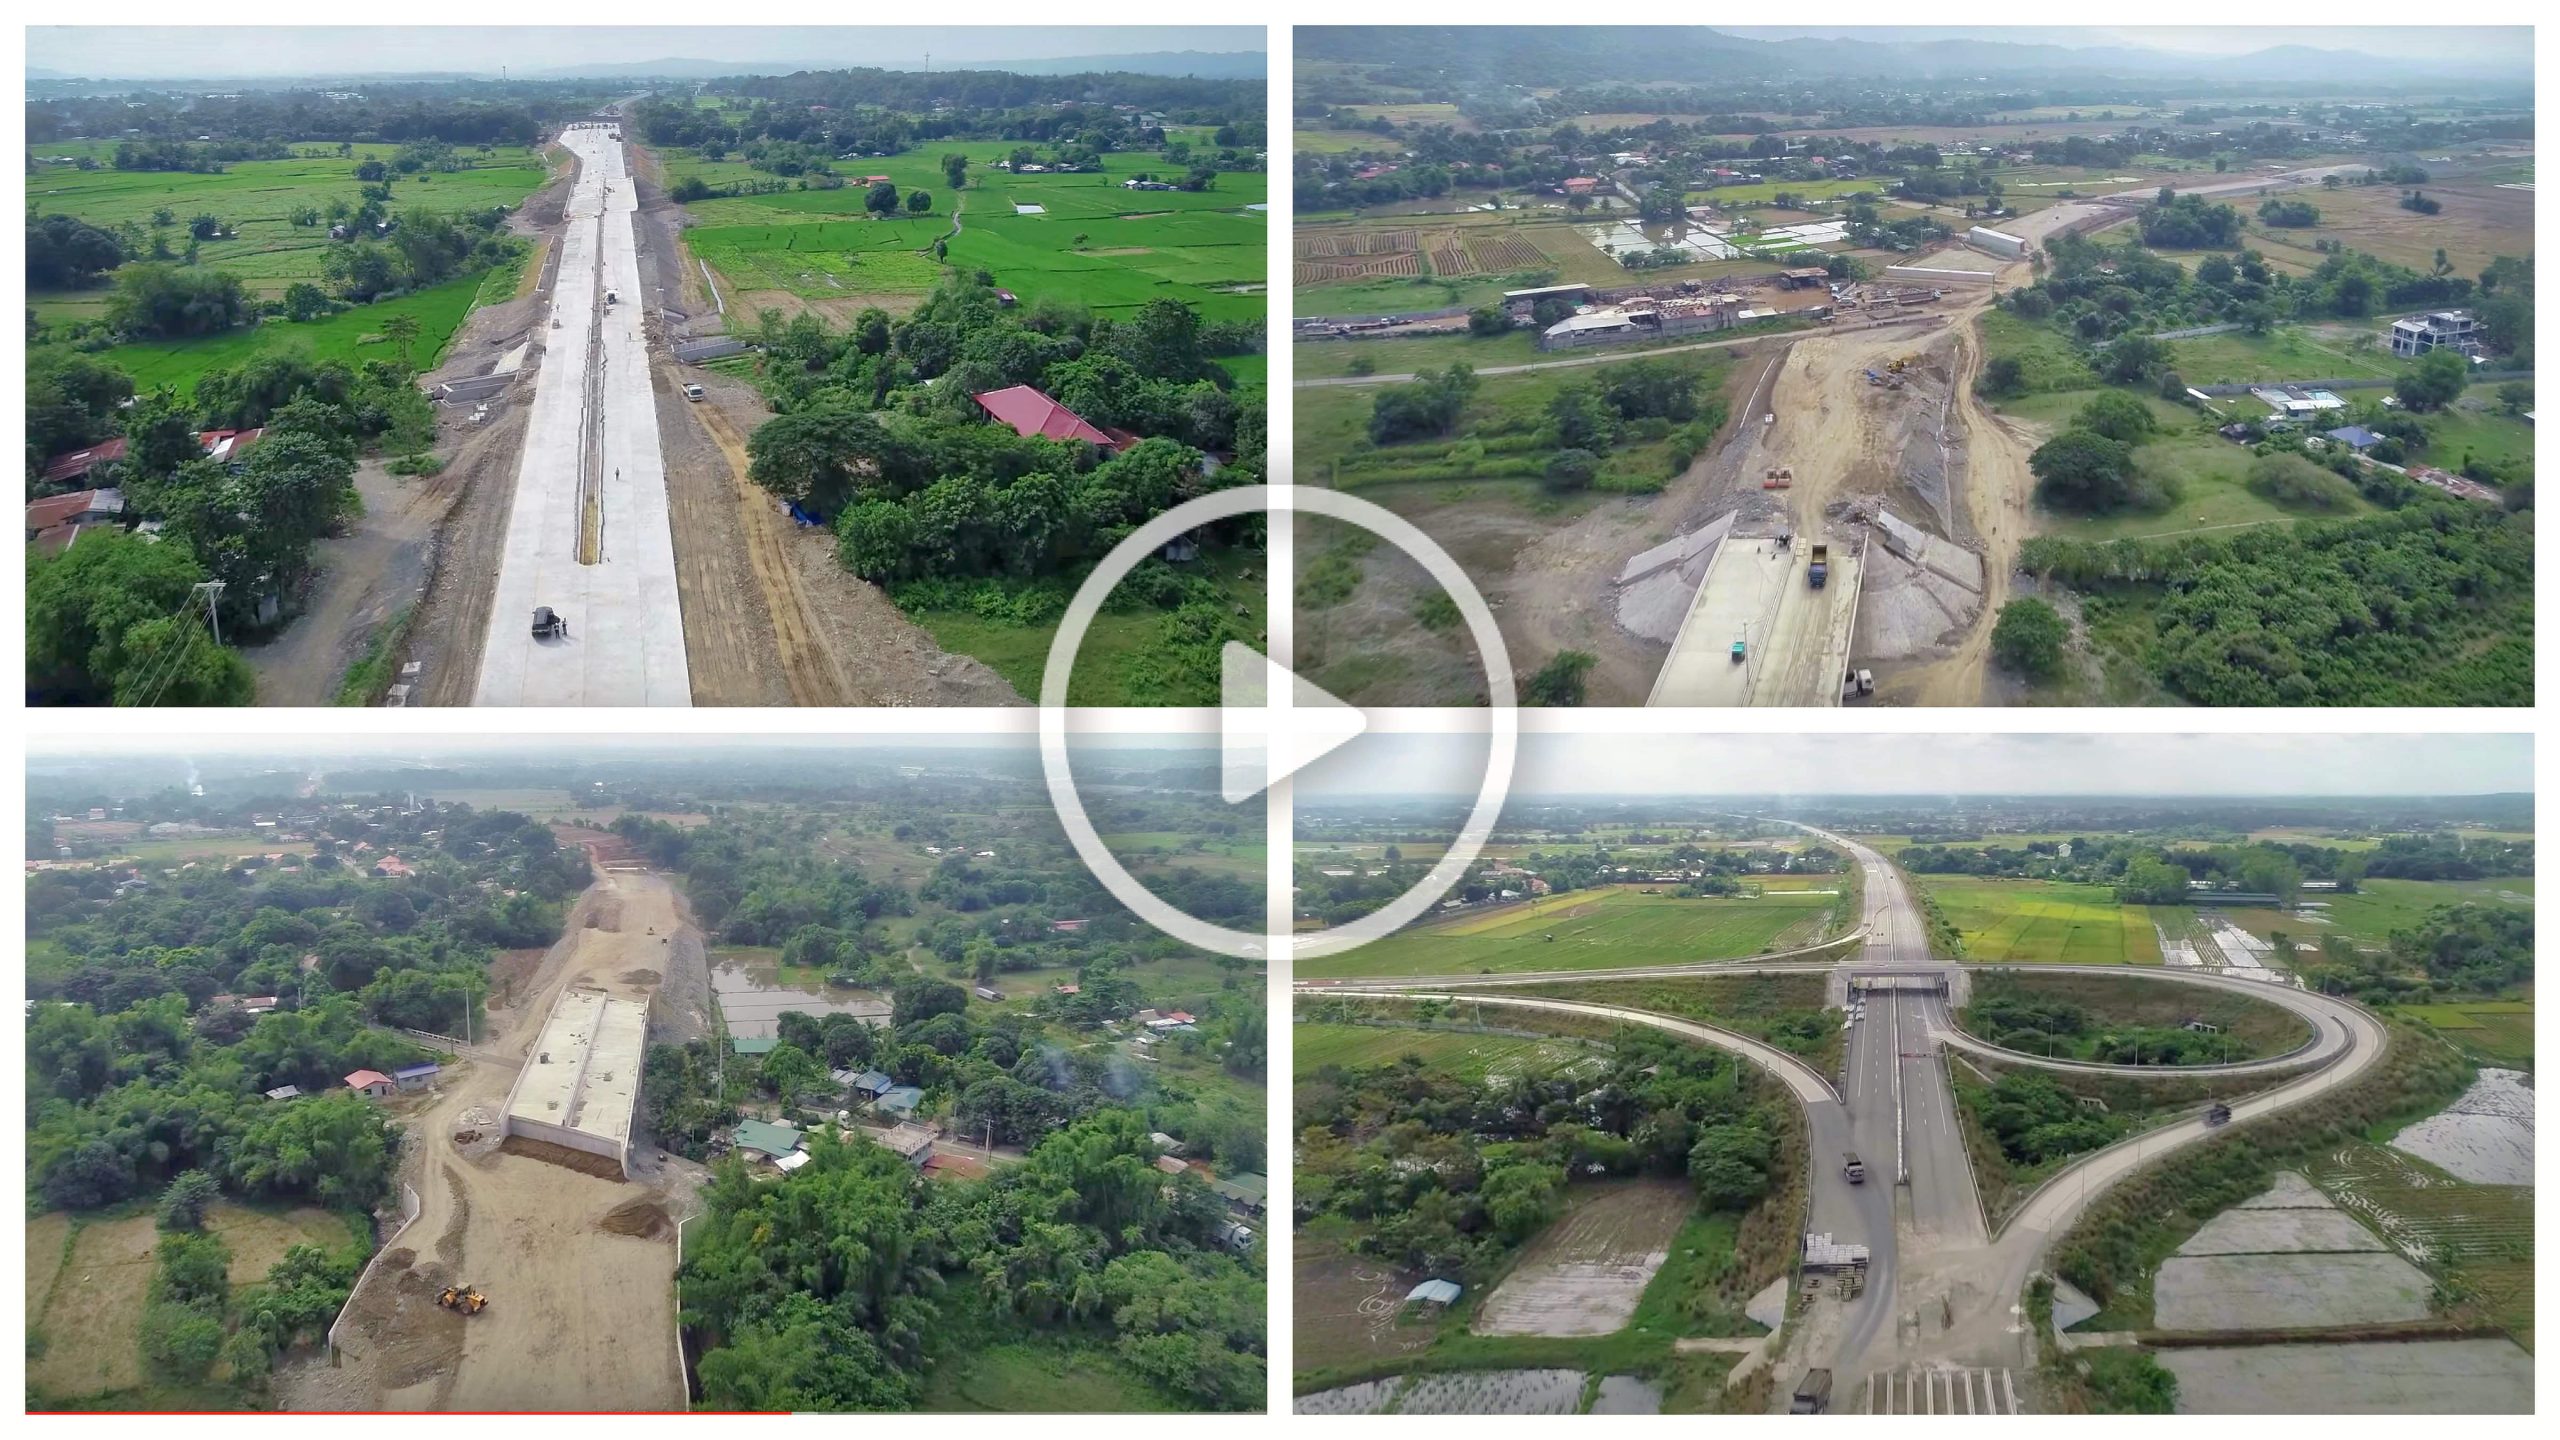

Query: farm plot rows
[1291,225,1550,289]
[2309,1142,2533,1342]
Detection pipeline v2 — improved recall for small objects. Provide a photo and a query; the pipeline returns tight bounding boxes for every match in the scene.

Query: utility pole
[194,580,226,646]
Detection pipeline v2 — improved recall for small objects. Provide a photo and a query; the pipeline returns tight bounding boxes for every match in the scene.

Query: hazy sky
[24,733,1206,762]
[1297,734,2533,799]
[1727,26,2529,63]
[27,26,1261,80]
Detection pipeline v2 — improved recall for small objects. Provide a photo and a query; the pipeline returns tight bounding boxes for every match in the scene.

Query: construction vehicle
[1809,543,1830,589]
[437,1285,490,1315]
[1764,465,1794,489]
[1791,1369,1834,1414]
[531,606,566,640]
[1888,355,1912,374]
[1843,667,1875,699]
[1842,1152,1866,1184]
[2205,1100,2233,1127]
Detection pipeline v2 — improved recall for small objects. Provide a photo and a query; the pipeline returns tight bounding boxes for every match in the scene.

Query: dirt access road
[288,873,696,1412]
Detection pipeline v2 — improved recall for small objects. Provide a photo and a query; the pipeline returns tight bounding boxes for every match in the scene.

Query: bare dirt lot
[2249,180,2533,279]
[1293,1232,1434,1376]
[280,873,700,1412]
[2159,1338,2534,1414]
[1472,1178,1691,1337]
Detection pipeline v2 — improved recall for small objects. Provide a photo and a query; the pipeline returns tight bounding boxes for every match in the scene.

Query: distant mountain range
[28,49,1265,86]
[1296,27,2530,87]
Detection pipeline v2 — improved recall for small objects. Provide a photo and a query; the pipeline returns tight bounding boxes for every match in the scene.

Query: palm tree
[381,311,421,371]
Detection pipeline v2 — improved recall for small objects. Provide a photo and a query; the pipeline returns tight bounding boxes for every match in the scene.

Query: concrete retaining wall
[1884,264,1999,286]
[502,1110,628,1173]
[326,1181,422,1359]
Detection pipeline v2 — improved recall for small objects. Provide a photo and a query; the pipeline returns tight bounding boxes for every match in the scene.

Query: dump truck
[1842,1152,1866,1184]
[1809,543,1830,589]
[1843,667,1875,699]
[1791,1369,1833,1414]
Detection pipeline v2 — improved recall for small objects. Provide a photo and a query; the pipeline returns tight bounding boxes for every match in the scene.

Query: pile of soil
[598,1199,672,1240]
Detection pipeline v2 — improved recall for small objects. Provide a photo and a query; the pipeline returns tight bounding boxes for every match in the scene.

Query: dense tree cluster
[682,1110,1262,1411]
[736,283,1259,626]
[26,807,582,1215]
[2136,190,2243,248]
[1972,1070,2122,1164]
[1296,1019,1787,1279]
[1999,232,2515,353]
[2021,505,2533,706]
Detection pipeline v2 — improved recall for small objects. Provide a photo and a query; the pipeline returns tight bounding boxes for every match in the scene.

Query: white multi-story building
[2389,309,2482,359]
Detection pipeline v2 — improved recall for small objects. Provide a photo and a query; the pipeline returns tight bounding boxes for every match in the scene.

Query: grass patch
[903,546,1263,706]
[331,605,415,706]
[71,262,513,393]
[1295,355,1726,494]
[1510,972,1842,1075]
[1293,1022,1606,1085]
[919,1334,1181,1412]
[1297,885,1834,979]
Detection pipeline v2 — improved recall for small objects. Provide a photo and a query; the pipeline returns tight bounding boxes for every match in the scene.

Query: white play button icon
[1219,642,1367,804]
[1038,485,1516,962]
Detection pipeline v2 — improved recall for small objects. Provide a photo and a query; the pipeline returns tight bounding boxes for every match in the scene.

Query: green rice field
[1918,876,2166,965]
[668,139,1267,322]
[2398,1000,2534,1068]
[1297,884,1834,979]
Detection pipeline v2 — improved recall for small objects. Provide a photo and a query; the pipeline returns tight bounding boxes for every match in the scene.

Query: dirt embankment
[1300,336,1811,706]
[626,140,1019,708]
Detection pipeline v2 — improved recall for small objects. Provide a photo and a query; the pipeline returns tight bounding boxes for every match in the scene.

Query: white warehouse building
[1965,226,2029,260]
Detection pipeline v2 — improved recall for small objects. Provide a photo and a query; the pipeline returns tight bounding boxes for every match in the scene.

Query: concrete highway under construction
[474,121,690,706]
[1299,823,2390,1412]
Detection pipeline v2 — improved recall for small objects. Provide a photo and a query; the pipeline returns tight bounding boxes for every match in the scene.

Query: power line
[136,581,226,708]
[112,580,217,708]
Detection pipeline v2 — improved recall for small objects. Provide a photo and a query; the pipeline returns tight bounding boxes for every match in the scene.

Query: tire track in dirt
[688,395,852,705]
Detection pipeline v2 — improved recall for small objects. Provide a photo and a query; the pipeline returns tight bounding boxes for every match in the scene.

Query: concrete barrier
[326,1181,422,1360]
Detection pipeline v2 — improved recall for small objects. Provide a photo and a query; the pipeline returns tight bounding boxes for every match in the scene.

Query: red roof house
[39,438,127,486]
[1563,177,1601,195]
[972,386,1133,452]
[25,487,126,544]
[345,1070,395,1098]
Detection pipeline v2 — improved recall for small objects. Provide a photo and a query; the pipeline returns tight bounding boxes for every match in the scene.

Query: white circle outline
[1038,486,1517,967]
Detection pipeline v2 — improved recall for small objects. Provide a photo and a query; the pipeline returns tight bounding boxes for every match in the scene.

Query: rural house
[875,1124,936,1167]
[344,1069,396,1100]
[971,385,1137,453]
[732,1119,804,1165]
[393,1062,440,1092]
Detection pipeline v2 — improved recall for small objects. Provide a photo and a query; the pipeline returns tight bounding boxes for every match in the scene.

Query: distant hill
[520,50,1264,82]
[1296,26,2528,87]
